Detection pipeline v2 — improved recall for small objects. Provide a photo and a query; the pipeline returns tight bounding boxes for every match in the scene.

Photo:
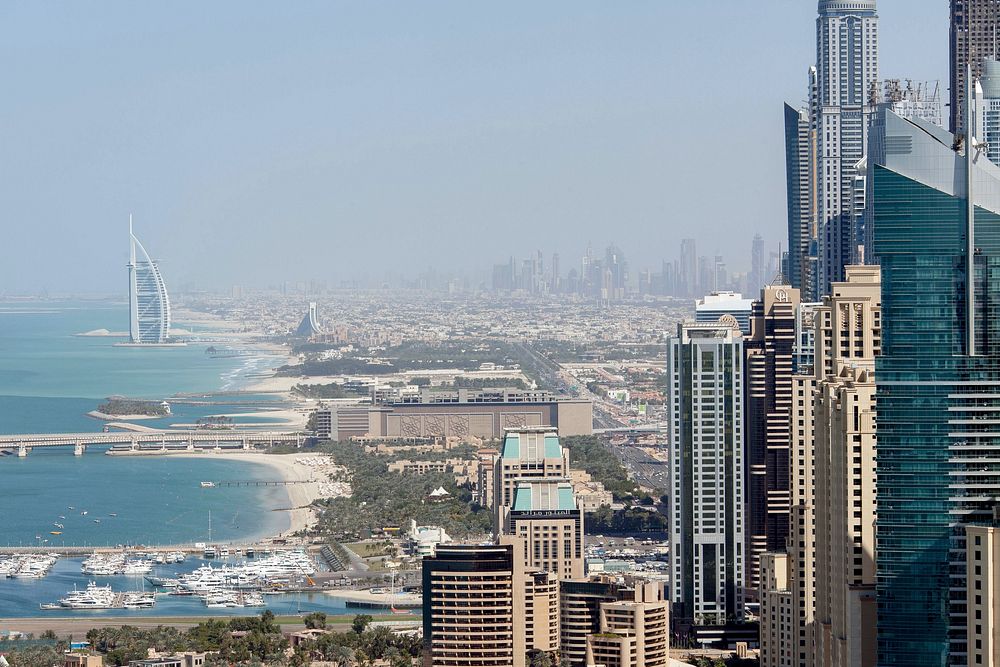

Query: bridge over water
[0,430,305,457]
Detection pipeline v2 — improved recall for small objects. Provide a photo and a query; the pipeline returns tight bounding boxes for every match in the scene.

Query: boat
[203,546,217,559]
[58,515,65,519]
[53,523,63,529]
[68,506,75,510]
[109,513,118,517]
[39,603,62,610]
[219,546,230,558]
[93,519,101,524]
[200,481,215,488]
[80,511,88,516]
[49,531,62,535]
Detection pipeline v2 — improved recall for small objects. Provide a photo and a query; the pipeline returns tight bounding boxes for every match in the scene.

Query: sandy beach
[170,452,331,538]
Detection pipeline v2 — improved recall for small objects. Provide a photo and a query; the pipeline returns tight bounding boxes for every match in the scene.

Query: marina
[0,554,374,619]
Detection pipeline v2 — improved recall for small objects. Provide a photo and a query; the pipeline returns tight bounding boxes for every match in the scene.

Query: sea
[0,300,359,618]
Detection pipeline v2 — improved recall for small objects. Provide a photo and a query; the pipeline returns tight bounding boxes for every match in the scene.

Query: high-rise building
[785,101,815,300]
[745,284,800,593]
[695,291,753,334]
[871,108,1000,665]
[758,265,881,667]
[950,0,1000,134]
[667,320,746,623]
[494,427,571,515]
[421,540,527,667]
[966,515,1000,667]
[294,302,322,337]
[502,479,585,580]
[584,582,670,667]
[524,570,560,657]
[751,233,767,294]
[127,218,171,345]
[680,239,697,298]
[974,58,1000,168]
[493,428,584,582]
[815,0,879,294]
[560,576,670,667]
[760,552,794,667]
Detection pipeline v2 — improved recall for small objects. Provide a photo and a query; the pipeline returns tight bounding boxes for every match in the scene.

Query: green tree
[303,611,328,629]
[352,614,373,635]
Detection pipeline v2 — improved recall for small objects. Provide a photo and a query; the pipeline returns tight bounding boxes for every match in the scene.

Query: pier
[211,479,313,487]
[0,430,305,457]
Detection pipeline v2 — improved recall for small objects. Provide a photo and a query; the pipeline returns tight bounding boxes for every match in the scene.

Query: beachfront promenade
[0,430,305,456]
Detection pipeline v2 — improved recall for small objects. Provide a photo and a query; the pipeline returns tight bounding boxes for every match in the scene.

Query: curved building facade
[128,219,171,344]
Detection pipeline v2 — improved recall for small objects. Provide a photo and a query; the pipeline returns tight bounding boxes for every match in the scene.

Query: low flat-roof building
[313,391,592,441]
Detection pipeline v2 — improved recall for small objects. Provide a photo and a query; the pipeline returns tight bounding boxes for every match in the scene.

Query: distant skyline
[1,1,947,293]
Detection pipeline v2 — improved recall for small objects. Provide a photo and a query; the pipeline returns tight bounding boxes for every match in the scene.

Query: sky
[0,1,948,294]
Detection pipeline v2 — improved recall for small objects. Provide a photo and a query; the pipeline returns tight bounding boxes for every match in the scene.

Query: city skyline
[1,1,947,294]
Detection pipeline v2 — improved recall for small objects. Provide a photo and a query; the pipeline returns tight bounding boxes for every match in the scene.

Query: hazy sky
[1,1,946,293]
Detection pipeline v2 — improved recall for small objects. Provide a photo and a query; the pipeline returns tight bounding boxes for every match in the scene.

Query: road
[615,445,668,494]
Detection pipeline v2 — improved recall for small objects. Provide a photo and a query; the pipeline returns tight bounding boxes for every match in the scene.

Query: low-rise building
[127,652,206,667]
[406,519,452,558]
[64,654,104,667]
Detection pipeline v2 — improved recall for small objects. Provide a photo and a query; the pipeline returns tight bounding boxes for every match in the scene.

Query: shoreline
[168,451,324,539]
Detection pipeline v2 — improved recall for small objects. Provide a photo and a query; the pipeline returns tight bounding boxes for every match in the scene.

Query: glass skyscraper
[873,108,1000,665]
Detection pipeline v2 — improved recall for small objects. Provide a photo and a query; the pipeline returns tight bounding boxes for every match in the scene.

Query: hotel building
[667,320,745,623]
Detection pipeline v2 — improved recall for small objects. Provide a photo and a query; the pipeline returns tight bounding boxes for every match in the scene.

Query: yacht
[58,582,115,609]
[203,546,217,559]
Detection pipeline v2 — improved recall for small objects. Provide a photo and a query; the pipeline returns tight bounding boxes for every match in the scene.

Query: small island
[88,397,171,421]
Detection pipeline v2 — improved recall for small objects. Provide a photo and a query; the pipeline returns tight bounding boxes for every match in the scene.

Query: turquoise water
[0,300,283,434]
[0,299,293,546]
[0,301,365,618]
[2,447,292,547]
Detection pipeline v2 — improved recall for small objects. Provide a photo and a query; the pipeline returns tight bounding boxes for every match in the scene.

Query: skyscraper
[951,0,1000,133]
[680,238,697,297]
[751,233,766,293]
[667,320,746,623]
[758,266,881,667]
[785,100,815,299]
[745,284,800,593]
[872,108,1000,665]
[493,428,584,581]
[815,0,879,295]
[127,218,171,345]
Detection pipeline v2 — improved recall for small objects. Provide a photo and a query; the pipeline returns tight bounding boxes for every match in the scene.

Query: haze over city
[2,1,944,293]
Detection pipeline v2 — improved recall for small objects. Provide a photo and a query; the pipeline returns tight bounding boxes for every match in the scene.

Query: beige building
[787,374,816,667]
[560,576,670,667]
[503,479,585,580]
[569,469,614,512]
[315,392,592,441]
[494,428,584,581]
[967,520,1000,667]
[494,427,572,511]
[759,553,794,667]
[525,570,560,654]
[421,539,528,667]
[421,536,566,667]
[759,265,880,667]
[583,579,670,667]
[64,655,104,667]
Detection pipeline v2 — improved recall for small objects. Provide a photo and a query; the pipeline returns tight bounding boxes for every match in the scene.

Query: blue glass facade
[874,160,1000,665]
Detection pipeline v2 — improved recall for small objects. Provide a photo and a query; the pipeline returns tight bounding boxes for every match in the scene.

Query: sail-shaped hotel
[127,217,172,344]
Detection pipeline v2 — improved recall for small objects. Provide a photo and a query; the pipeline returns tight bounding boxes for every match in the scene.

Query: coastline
[168,452,324,539]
